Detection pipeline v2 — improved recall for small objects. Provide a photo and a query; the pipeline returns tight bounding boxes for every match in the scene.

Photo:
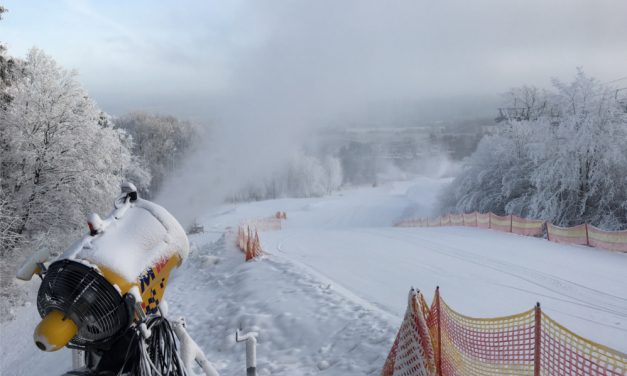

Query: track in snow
[255,178,627,353]
[2,177,626,376]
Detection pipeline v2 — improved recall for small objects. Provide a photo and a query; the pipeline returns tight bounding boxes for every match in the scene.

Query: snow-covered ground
[2,177,626,375]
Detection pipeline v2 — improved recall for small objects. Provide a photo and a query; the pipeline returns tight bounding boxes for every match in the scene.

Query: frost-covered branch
[440,70,627,230]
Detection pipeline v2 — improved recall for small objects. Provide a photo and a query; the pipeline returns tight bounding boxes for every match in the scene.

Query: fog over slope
[152,0,627,224]
[4,0,626,223]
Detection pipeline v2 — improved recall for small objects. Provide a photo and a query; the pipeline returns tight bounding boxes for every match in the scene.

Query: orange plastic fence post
[436,286,442,376]
[247,227,253,259]
[240,227,245,250]
[534,303,541,376]
[254,230,261,257]
[253,231,258,258]
[237,227,241,249]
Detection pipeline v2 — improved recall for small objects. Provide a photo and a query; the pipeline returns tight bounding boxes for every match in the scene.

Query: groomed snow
[2,177,626,375]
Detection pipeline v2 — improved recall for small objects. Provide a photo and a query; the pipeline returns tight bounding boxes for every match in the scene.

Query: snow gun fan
[30,182,190,353]
[35,259,133,351]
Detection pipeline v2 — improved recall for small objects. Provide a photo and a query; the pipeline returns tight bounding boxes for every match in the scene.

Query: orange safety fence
[429,217,442,227]
[511,215,545,237]
[394,212,626,253]
[383,287,627,376]
[382,289,437,376]
[538,311,627,376]
[476,212,490,229]
[236,226,263,261]
[546,223,588,246]
[587,225,627,252]
[397,219,423,228]
[249,217,282,231]
[235,212,287,261]
[450,214,464,226]
[490,213,512,233]
[441,215,451,226]
[462,212,477,227]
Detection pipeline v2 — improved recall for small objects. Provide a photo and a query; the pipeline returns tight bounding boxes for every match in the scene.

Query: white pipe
[246,335,257,375]
[71,349,85,369]
[236,330,258,376]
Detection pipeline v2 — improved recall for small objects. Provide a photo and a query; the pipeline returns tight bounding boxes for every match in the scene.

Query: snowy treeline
[230,152,343,201]
[115,112,199,197]
[0,45,202,317]
[0,47,199,262]
[439,70,627,230]
[0,48,149,257]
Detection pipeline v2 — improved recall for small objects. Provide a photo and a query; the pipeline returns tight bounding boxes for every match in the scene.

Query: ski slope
[2,177,626,375]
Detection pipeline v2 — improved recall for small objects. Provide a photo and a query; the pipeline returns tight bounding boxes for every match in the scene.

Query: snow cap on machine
[61,182,190,282]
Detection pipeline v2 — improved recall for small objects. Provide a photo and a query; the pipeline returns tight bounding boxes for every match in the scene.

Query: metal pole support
[71,349,85,369]
[534,302,541,376]
[435,286,442,376]
[236,330,259,376]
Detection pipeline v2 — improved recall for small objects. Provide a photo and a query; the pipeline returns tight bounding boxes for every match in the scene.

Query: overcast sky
[2,0,627,123]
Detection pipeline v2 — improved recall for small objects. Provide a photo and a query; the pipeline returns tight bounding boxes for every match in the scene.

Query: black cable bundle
[120,316,187,376]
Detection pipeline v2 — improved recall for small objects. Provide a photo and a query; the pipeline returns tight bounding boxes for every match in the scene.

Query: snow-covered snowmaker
[17,182,219,375]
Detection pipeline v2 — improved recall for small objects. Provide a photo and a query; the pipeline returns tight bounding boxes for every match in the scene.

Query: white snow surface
[61,198,190,282]
[2,176,626,375]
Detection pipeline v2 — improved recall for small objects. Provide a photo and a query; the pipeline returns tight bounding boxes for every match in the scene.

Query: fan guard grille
[37,259,131,349]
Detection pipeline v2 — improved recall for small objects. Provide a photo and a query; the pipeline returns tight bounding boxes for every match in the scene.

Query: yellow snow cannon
[29,182,190,352]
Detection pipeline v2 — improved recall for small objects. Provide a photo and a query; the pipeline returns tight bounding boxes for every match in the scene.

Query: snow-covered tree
[1,44,24,108]
[440,70,627,230]
[114,112,199,197]
[0,190,21,256]
[339,141,377,185]
[227,151,344,202]
[322,156,343,194]
[0,48,149,254]
[500,85,550,121]
[527,71,627,228]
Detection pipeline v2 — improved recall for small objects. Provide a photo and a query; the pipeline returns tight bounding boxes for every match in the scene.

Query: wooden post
[534,303,541,376]
[436,286,442,376]
[488,212,492,229]
[585,224,590,246]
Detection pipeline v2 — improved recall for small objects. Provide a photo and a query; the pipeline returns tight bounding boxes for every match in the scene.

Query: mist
[2,2,627,370]
[149,0,627,225]
[153,1,459,224]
